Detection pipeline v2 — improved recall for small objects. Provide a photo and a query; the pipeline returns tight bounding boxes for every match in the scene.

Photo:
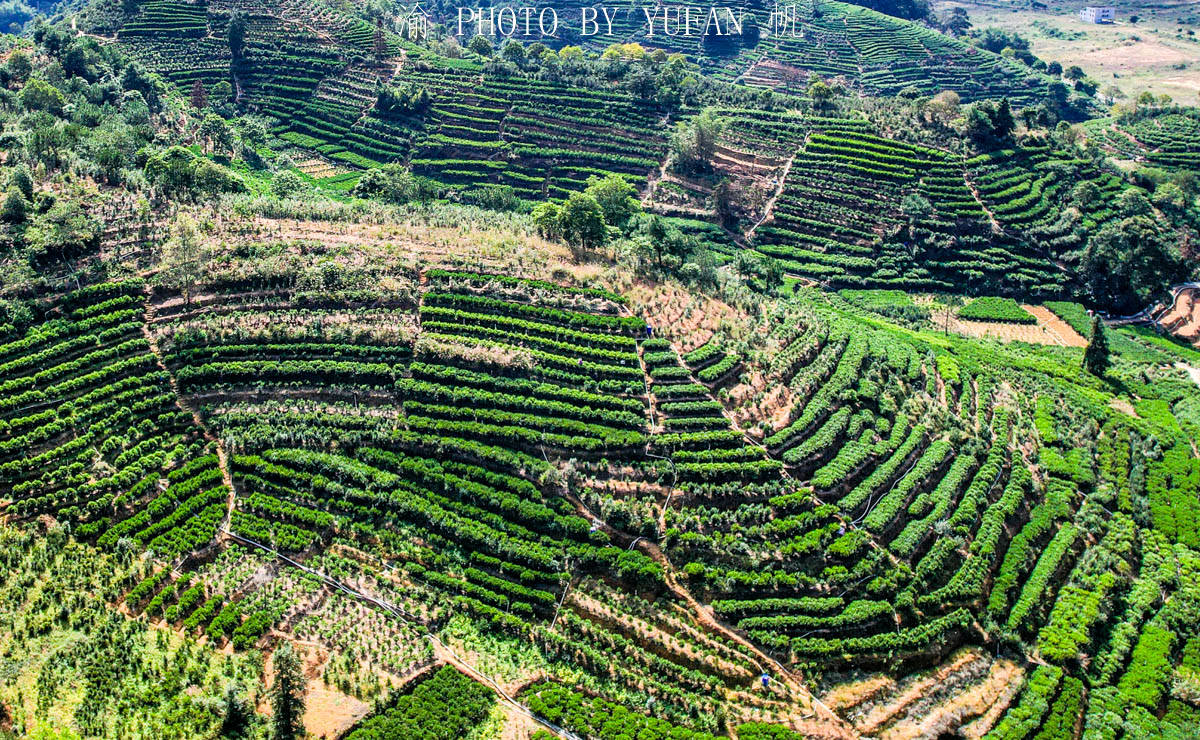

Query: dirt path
[1177,362,1200,388]
[746,136,803,241]
[560,488,856,738]
[643,153,674,206]
[430,640,583,740]
[962,171,1005,234]
[141,288,239,529]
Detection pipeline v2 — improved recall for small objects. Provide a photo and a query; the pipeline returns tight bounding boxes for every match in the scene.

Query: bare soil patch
[930,305,1084,346]
[1024,305,1087,347]
[257,640,375,740]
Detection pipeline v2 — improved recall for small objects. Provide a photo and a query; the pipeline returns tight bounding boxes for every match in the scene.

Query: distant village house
[1079,6,1116,24]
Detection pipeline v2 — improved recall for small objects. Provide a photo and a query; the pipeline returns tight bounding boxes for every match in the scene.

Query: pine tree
[270,643,305,740]
[1083,315,1110,376]
[993,97,1015,139]
[228,11,247,60]
[1,188,27,224]
[190,79,208,110]
[218,684,252,738]
[373,21,387,63]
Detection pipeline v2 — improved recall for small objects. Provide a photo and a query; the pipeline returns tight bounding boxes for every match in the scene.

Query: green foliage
[271,171,307,199]
[584,174,640,229]
[1,188,27,224]
[1079,216,1189,313]
[144,146,246,196]
[523,683,718,740]
[670,108,723,174]
[376,82,430,115]
[956,296,1036,323]
[345,666,494,740]
[984,665,1063,740]
[558,192,608,250]
[1083,315,1110,376]
[270,643,306,740]
[350,165,437,205]
[19,77,65,115]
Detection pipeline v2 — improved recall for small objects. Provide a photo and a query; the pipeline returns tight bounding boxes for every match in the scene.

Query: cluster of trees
[532,173,640,253]
[481,38,696,107]
[0,22,263,275]
[1077,187,1191,312]
[350,164,438,205]
[965,98,1015,146]
[670,109,724,174]
[375,81,430,115]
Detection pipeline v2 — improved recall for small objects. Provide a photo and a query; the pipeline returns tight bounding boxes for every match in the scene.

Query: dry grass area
[218,216,570,273]
[940,1,1200,101]
[187,210,648,310]
[880,659,1022,739]
[627,280,749,352]
[1111,397,1140,416]
[838,648,1023,739]
[302,669,373,739]
[821,675,896,713]
[497,703,544,740]
[256,641,373,740]
[728,371,795,438]
[294,157,352,179]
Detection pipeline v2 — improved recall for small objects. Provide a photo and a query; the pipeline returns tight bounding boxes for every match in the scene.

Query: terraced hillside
[104,0,1064,189]
[430,0,1054,104]
[97,0,1190,306]
[1084,106,1200,173]
[3,221,1200,736]
[648,107,1178,301]
[736,1,1052,104]
[3,1,1200,736]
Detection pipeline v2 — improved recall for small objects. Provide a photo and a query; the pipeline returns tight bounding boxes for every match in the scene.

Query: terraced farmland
[4,242,1198,736]
[1085,107,1200,172]
[5,0,1200,734]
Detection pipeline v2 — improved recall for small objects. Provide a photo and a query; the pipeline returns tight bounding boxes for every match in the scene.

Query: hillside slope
[3,202,1200,737]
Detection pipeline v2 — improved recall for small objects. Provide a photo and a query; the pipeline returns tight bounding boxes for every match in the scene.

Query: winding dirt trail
[560,489,856,739]
[746,136,804,241]
[141,288,239,532]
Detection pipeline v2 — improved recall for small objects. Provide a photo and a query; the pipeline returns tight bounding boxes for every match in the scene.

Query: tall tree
[993,98,1015,138]
[373,20,387,62]
[160,215,206,306]
[558,192,607,254]
[270,643,306,740]
[190,79,208,110]
[669,108,723,174]
[218,684,252,738]
[1083,315,1110,376]
[228,11,247,60]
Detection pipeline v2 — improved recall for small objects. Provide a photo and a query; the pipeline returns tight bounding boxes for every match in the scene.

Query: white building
[1080,6,1116,23]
